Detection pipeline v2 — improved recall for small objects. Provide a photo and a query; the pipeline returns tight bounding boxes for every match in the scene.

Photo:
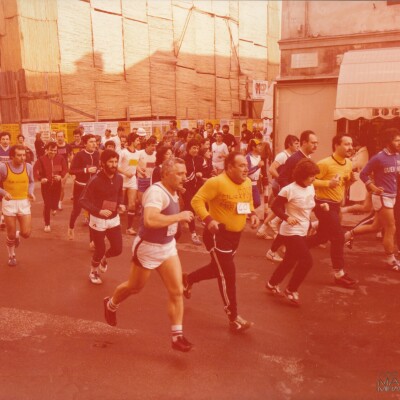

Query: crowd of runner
[0,121,399,352]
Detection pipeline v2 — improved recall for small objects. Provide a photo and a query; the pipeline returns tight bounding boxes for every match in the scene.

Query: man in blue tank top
[104,157,195,352]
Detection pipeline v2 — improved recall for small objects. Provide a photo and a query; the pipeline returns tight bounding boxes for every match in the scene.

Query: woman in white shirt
[265,159,328,305]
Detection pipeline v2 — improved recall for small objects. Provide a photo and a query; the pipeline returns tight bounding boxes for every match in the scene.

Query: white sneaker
[99,258,108,273]
[266,249,283,263]
[58,201,63,210]
[256,224,268,238]
[191,232,202,246]
[44,225,51,232]
[89,271,102,284]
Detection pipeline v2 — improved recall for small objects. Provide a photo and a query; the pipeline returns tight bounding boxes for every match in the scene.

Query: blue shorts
[137,178,151,193]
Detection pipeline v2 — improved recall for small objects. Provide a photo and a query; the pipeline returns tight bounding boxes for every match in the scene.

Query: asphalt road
[0,182,399,400]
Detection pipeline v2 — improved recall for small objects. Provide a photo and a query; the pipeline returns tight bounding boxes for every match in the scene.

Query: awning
[334,47,400,120]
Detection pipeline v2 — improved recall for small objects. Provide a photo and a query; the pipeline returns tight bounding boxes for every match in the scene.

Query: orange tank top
[3,163,29,200]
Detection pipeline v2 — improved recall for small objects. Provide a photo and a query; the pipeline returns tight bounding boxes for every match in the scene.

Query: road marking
[0,307,137,342]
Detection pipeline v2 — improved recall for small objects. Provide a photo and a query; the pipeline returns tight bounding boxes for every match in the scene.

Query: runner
[0,145,35,266]
[33,142,68,232]
[137,137,157,205]
[183,151,259,332]
[68,134,99,240]
[307,134,358,288]
[103,157,194,352]
[80,149,125,284]
[118,132,141,235]
[0,131,11,229]
[55,131,73,210]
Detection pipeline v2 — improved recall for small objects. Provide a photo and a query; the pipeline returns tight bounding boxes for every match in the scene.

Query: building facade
[0,0,281,124]
[276,0,400,160]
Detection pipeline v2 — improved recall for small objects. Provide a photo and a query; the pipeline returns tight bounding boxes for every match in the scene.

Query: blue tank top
[138,183,180,244]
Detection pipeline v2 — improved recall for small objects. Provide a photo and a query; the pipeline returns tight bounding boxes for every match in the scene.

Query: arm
[0,164,8,197]
[312,162,331,188]
[191,177,219,225]
[26,164,35,198]
[79,178,101,216]
[143,207,193,229]
[269,160,280,179]
[271,195,289,221]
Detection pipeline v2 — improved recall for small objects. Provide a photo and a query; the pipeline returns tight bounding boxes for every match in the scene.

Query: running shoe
[191,232,202,246]
[387,259,400,271]
[8,256,17,267]
[265,281,283,295]
[284,289,300,305]
[126,228,137,236]
[99,257,108,273]
[182,273,192,299]
[171,335,193,352]
[103,297,117,326]
[44,226,51,233]
[256,224,268,239]
[89,271,102,285]
[229,315,254,333]
[266,249,283,263]
[334,273,358,288]
[67,228,74,240]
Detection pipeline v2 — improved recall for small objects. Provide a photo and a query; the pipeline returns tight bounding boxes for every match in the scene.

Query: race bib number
[167,223,178,236]
[237,202,251,214]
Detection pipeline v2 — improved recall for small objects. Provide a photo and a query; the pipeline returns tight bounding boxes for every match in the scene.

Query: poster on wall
[152,120,170,142]
[94,121,119,139]
[78,122,95,135]
[51,123,68,141]
[66,123,79,143]
[22,123,51,155]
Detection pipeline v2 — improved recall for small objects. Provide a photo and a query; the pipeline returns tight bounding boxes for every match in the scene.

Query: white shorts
[132,236,177,270]
[372,194,396,211]
[2,199,31,216]
[89,214,120,232]
[123,176,138,190]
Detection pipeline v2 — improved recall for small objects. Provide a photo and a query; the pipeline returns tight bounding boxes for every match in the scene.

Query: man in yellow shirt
[183,151,259,332]
[0,145,35,266]
[307,134,357,288]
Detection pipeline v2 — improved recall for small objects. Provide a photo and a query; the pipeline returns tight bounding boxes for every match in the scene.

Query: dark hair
[224,151,242,170]
[104,140,116,148]
[187,139,200,152]
[73,128,82,136]
[247,139,260,153]
[101,149,119,163]
[117,126,125,132]
[169,120,177,127]
[94,134,102,142]
[156,146,172,166]
[284,134,299,149]
[82,134,96,145]
[17,134,24,140]
[45,141,57,150]
[9,145,26,158]
[222,124,229,130]
[127,132,139,145]
[332,133,351,151]
[145,137,157,147]
[382,128,400,146]
[292,159,320,184]
[199,147,211,157]
[0,131,11,139]
[299,130,316,145]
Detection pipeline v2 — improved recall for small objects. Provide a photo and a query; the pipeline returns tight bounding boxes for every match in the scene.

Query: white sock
[171,325,183,341]
[334,270,345,279]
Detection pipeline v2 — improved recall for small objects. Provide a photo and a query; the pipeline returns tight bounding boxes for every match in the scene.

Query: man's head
[215,132,223,143]
[187,139,200,157]
[120,135,127,149]
[56,131,66,145]
[104,129,112,139]
[332,134,353,158]
[127,132,140,148]
[225,151,249,184]
[169,120,177,130]
[284,134,300,152]
[9,145,26,166]
[382,128,400,153]
[82,134,97,152]
[0,131,11,148]
[45,142,58,159]
[222,124,229,134]
[241,123,248,131]
[117,126,125,138]
[299,130,318,155]
[205,123,213,136]
[161,157,187,192]
[73,128,82,143]
[16,134,25,144]
[104,140,116,151]
[101,149,119,176]
[145,137,157,154]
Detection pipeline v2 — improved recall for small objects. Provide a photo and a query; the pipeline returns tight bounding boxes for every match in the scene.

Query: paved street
[1,182,399,400]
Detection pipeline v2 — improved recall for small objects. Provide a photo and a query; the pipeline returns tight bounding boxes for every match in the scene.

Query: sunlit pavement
[0,184,399,400]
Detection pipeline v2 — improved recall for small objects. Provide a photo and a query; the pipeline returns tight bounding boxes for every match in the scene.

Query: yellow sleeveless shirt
[3,163,29,200]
